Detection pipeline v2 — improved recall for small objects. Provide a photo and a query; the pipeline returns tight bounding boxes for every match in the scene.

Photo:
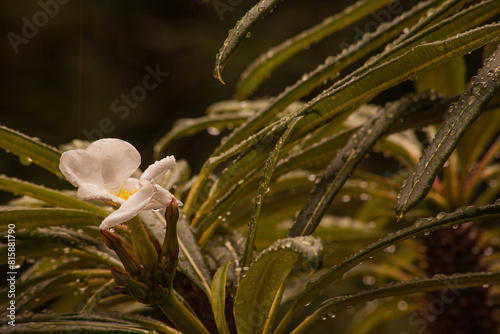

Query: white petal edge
[141,156,176,182]
[77,184,124,205]
[151,184,183,207]
[87,139,141,192]
[59,150,104,188]
[99,183,157,229]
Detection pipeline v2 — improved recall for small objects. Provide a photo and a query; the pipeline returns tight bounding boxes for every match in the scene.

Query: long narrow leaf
[13,227,122,268]
[242,116,302,267]
[235,0,395,99]
[3,312,182,334]
[0,175,107,215]
[211,262,232,334]
[395,43,500,217]
[214,0,285,83]
[0,125,62,177]
[275,202,500,333]
[193,23,500,220]
[289,92,436,237]
[291,271,500,334]
[154,111,253,158]
[0,208,105,231]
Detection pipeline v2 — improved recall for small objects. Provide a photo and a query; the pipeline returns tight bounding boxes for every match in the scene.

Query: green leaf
[414,57,467,96]
[234,236,323,334]
[289,22,500,141]
[12,226,122,268]
[242,116,302,267]
[0,208,104,231]
[457,105,500,177]
[291,271,500,333]
[209,0,443,162]
[139,210,212,297]
[275,202,500,333]
[289,92,436,237]
[0,125,62,177]
[192,22,500,221]
[153,111,253,159]
[395,43,500,217]
[235,0,395,99]
[211,262,232,334]
[0,175,107,215]
[214,0,285,83]
[4,312,182,334]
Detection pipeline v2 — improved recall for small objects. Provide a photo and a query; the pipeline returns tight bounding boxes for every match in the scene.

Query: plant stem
[127,215,158,272]
[159,291,210,334]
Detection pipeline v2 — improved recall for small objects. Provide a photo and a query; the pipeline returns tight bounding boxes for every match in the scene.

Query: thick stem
[159,292,210,334]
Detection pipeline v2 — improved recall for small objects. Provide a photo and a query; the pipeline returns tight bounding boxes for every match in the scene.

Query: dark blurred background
[0,0,356,197]
[0,0,461,201]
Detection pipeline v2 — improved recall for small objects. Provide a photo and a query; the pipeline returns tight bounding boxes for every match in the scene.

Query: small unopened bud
[111,268,150,302]
[101,230,142,276]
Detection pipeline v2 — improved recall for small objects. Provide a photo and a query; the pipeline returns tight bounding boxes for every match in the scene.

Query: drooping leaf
[209,0,445,162]
[395,43,500,217]
[0,125,62,177]
[211,262,232,334]
[235,0,395,99]
[211,0,494,163]
[234,236,323,334]
[214,0,285,83]
[190,22,500,221]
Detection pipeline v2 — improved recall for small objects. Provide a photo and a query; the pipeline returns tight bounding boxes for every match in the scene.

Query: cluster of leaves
[1,0,500,333]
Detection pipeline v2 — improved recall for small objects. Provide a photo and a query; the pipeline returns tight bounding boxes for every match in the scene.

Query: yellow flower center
[118,188,137,201]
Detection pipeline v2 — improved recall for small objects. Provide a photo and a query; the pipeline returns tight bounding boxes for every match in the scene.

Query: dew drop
[341,195,351,203]
[19,156,33,166]
[384,245,396,253]
[407,73,418,81]
[397,300,408,311]
[207,127,221,136]
[436,212,447,219]
[363,275,376,285]
[22,310,34,319]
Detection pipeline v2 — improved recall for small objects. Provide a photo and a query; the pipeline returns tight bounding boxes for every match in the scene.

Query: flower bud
[111,268,150,303]
[101,230,142,277]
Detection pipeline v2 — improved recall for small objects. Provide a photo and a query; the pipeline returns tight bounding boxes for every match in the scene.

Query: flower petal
[60,149,104,188]
[77,184,124,204]
[140,155,176,182]
[150,184,183,207]
[87,139,141,192]
[99,183,157,229]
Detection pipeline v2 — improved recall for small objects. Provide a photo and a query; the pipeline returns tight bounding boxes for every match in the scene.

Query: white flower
[59,138,182,229]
